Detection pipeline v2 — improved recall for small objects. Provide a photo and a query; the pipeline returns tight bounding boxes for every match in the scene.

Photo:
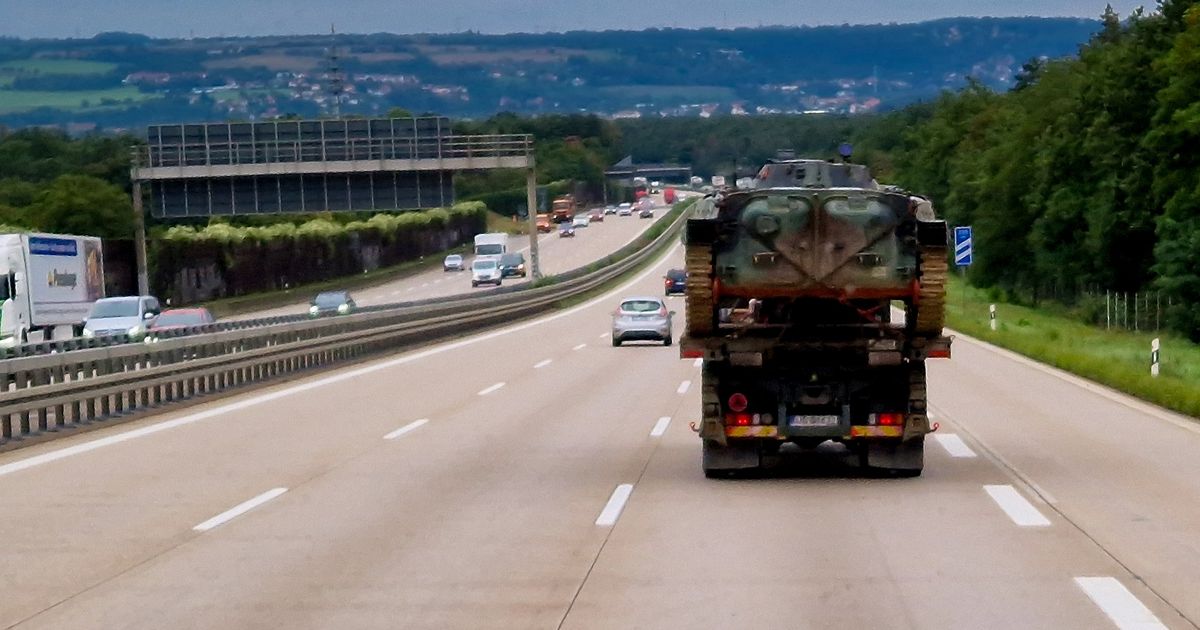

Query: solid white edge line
[676,380,691,395]
[534,359,553,369]
[0,242,684,479]
[933,433,978,458]
[984,484,1051,527]
[573,343,587,351]
[1074,577,1167,630]
[477,382,506,396]
[595,483,634,526]
[650,417,671,437]
[383,418,429,440]
[193,487,288,532]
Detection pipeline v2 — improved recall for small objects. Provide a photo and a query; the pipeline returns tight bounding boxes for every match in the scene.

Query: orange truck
[551,195,576,223]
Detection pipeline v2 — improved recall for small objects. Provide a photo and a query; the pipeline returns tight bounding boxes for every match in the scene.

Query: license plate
[789,415,840,428]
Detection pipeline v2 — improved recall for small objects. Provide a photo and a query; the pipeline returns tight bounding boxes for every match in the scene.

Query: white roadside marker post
[989,304,997,331]
[1151,338,1160,377]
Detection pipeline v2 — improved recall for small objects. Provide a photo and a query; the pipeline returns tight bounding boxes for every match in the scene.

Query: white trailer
[0,232,104,346]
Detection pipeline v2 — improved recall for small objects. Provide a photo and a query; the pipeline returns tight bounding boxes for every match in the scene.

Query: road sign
[954,226,973,266]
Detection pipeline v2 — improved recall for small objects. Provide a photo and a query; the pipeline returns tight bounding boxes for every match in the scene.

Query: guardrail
[0,201,693,451]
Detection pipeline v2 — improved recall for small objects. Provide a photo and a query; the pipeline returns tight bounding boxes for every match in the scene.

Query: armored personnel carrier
[681,159,951,477]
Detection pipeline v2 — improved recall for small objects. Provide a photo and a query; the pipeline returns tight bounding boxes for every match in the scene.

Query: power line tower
[325,24,345,118]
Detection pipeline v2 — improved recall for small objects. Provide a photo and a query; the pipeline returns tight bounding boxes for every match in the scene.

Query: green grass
[945,277,1200,418]
[0,58,117,75]
[0,86,157,114]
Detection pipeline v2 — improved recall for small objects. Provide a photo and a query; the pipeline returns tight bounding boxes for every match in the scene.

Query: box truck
[0,232,105,346]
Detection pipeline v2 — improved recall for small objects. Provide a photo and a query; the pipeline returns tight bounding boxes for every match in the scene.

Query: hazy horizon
[0,1,1147,39]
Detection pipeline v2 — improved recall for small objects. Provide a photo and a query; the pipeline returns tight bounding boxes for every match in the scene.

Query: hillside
[0,17,1097,130]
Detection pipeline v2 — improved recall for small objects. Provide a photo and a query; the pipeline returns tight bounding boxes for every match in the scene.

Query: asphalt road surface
[238,199,668,320]
[0,241,1196,629]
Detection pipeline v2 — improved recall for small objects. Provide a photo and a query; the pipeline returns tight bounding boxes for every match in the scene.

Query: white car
[443,254,465,272]
[471,259,502,287]
[572,215,590,228]
[617,203,633,216]
[604,205,618,215]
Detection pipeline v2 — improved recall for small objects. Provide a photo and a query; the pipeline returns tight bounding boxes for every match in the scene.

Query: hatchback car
[617,203,633,216]
[604,205,618,215]
[639,207,655,219]
[83,295,162,339]
[443,254,465,272]
[611,297,674,346]
[471,259,503,287]
[572,215,590,228]
[310,291,356,317]
[664,268,687,296]
[559,223,575,237]
[498,252,527,278]
[588,209,604,222]
[149,308,215,332]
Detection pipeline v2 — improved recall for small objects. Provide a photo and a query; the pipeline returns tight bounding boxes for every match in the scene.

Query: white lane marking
[599,332,609,339]
[984,485,1051,527]
[193,487,288,532]
[0,243,684,479]
[933,434,977,458]
[676,380,691,395]
[595,483,634,526]
[650,417,671,437]
[384,418,429,440]
[421,283,430,288]
[477,382,506,396]
[1074,577,1167,630]
[406,287,415,292]
[692,358,703,368]
[391,290,403,297]
[534,359,553,369]
[573,343,587,351]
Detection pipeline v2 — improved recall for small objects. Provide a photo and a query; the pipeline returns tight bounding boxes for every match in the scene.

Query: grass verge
[946,276,1200,418]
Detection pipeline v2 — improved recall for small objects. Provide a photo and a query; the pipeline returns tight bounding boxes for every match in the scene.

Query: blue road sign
[954,226,973,266]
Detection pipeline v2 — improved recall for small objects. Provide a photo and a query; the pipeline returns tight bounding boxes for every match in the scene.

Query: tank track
[912,246,947,337]
[684,243,715,337]
[906,361,931,439]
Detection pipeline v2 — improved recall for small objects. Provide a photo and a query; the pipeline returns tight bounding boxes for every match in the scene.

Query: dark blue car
[664,268,687,296]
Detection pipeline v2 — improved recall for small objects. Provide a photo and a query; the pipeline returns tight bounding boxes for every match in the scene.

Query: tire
[664,335,673,347]
[611,337,621,347]
[471,282,478,288]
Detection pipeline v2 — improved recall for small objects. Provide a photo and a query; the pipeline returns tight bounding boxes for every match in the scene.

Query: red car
[588,209,604,222]
[148,308,216,333]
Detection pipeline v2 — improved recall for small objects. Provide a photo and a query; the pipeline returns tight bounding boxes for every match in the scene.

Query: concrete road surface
[237,198,668,320]
[0,241,1195,629]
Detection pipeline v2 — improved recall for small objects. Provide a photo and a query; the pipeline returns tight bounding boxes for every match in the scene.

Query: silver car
[611,296,674,346]
[83,295,162,340]
[443,254,465,272]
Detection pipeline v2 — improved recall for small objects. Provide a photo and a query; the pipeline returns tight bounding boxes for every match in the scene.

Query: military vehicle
[680,158,951,477]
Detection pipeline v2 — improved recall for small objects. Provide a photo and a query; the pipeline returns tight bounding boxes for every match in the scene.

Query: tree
[27,175,132,238]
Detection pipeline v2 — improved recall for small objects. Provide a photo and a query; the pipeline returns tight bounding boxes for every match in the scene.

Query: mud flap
[703,439,761,476]
[864,437,924,476]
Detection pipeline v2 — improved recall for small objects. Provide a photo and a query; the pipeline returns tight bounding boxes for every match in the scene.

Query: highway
[1,241,1198,629]
[239,203,664,319]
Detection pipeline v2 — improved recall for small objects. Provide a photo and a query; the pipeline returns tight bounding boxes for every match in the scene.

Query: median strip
[193,487,288,532]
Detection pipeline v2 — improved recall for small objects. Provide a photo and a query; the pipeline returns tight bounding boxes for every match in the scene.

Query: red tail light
[725,413,753,426]
[681,349,703,359]
[878,412,905,426]
[658,306,668,317]
[727,393,748,413]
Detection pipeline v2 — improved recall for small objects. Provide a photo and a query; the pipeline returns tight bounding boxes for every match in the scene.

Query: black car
[498,252,527,278]
[309,290,356,317]
[664,268,687,295]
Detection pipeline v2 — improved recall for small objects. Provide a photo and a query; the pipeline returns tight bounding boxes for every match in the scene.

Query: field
[0,58,117,75]
[0,86,157,114]
[204,54,324,73]
[945,277,1200,418]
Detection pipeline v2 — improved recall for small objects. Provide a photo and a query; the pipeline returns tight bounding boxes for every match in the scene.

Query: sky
[0,0,1151,39]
